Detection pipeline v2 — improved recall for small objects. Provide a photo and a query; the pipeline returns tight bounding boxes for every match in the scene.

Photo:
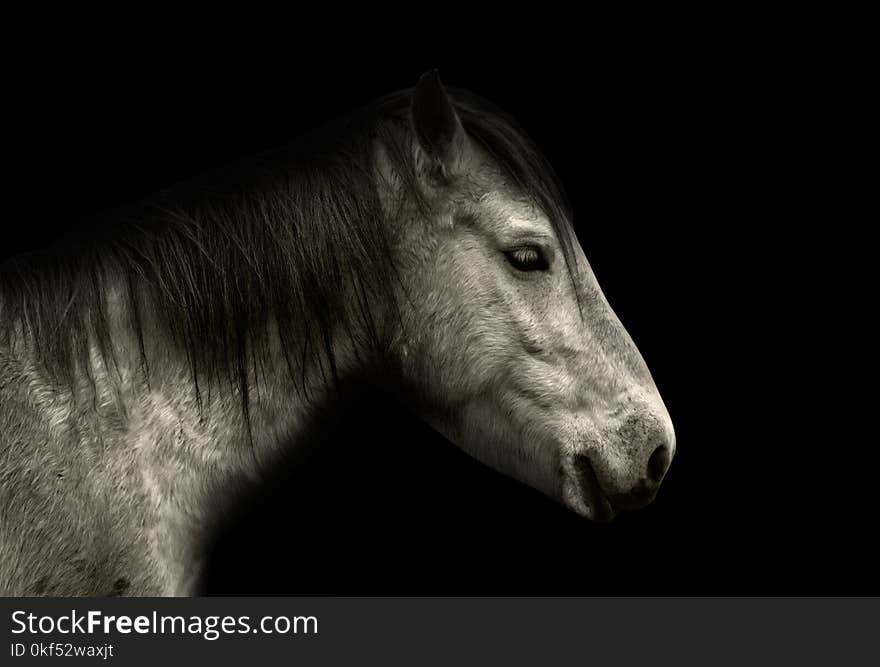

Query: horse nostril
[647,443,672,484]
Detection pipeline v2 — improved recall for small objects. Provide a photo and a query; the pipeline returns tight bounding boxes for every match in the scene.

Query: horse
[0,71,675,596]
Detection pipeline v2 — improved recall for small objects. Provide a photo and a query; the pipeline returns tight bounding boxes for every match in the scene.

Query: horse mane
[0,86,576,422]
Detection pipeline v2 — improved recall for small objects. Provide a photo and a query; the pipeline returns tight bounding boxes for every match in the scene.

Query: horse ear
[411,70,469,179]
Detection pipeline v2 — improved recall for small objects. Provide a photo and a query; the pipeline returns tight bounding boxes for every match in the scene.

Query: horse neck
[150,296,373,463]
[17,269,367,486]
[3,171,397,491]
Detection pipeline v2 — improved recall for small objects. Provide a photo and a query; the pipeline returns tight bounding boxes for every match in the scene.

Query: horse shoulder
[0,344,171,595]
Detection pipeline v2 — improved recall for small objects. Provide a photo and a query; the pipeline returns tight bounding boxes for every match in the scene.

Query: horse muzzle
[561,411,675,521]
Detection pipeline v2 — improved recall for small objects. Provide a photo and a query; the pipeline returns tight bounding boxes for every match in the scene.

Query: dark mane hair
[0,86,576,421]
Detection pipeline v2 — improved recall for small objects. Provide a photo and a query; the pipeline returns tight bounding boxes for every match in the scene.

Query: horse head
[384,72,675,521]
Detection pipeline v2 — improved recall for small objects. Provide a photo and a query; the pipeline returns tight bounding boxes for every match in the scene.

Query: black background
[3,23,871,594]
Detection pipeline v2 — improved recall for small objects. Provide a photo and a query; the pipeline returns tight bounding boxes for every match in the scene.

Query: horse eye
[505,246,549,272]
